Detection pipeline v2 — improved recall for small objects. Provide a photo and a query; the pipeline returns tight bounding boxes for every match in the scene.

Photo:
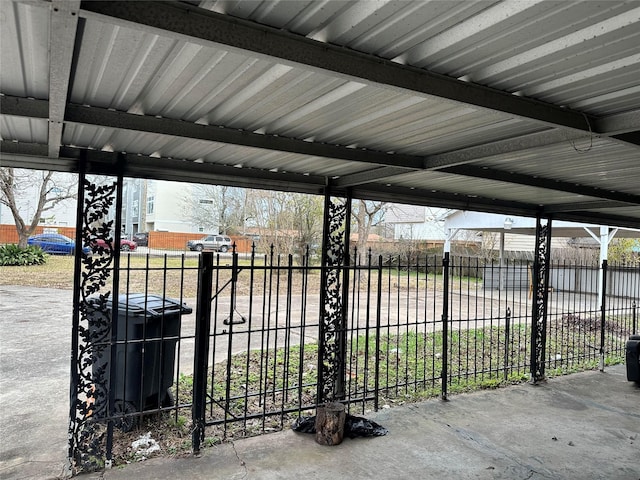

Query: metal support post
[317,192,351,404]
[530,215,552,383]
[68,153,122,473]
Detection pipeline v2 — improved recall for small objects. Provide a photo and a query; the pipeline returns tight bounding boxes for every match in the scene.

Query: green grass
[108,317,629,467]
[169,319,628,431]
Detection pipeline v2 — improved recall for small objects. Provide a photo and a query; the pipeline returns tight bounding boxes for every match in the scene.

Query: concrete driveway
[0,286,72,479]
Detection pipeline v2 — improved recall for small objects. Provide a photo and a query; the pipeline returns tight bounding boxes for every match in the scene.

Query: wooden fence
[0,225,252,253]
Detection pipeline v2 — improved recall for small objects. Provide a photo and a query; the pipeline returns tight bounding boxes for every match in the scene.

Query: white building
[140,180,221,234]
[383,204,448,241]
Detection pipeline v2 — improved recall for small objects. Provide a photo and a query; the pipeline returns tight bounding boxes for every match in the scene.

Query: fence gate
[191,247,320,451]
[191,192,354,452]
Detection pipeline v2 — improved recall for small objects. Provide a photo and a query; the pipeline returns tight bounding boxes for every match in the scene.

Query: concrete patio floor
[1,285,639,480]
[77,365,639,480]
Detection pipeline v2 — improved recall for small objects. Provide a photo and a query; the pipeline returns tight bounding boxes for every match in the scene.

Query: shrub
[0,244,47,266]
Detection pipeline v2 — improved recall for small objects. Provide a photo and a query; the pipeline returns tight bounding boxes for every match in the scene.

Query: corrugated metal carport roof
[1,0,639,227]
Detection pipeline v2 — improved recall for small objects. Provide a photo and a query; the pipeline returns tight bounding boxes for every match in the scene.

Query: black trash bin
[88,293,192,429]
[627,335,640,382]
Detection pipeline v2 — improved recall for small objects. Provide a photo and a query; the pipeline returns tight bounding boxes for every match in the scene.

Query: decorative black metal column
[530,215,552,383]
[68,157,123,473]
[317,192,351,404]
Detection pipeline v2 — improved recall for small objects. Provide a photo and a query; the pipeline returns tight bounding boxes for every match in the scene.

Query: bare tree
[0,168,77,247]
[246,190,323,256]
[181,184,244,234]
[352,199,386,257]
[286,192,323,257]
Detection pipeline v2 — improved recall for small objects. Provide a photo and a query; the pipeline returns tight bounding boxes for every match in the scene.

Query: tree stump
[315,402,346,446]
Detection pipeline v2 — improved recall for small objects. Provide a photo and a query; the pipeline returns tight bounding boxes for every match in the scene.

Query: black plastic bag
[345,415,388,438]
[291,415,317,433]
[292,414,388,438]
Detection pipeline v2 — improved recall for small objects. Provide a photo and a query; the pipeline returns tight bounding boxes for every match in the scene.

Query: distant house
[383,204,448,242]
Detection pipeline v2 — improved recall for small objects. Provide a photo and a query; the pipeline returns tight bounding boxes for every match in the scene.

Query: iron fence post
[504,307,511,381]
[633,301,637,336]
[192,252,213,455]
[599,259,608,371]
[223,247,239,426]
[441,252,450,400]
[374,254,382,411]
[338,197,352,401]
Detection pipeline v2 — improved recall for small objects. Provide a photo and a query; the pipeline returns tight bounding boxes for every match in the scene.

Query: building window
[147,195,155,214]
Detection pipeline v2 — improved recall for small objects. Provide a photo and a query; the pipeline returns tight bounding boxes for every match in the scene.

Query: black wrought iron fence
[87,247,638,463]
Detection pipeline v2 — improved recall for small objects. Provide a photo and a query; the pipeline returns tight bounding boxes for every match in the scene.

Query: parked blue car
[27,233,90,255]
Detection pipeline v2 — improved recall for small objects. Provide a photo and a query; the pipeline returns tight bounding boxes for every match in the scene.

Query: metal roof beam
[611,130,640,147]
[0,144,327,193]
[79,0,602,136]
[542,211,640,230]
[48,0,80,158]
[441,164,640,206]
[0,150,77,172]
[1,96,424,168]
[543,200,633,214]
[354,184,640,229]
[1,141,49,158]
[329,167,414,187]
[594,109,640,136]
[0,96,49,118]
[63,103,425,169]
[334,126,635,188]
[423,129,595,169]
[352,184,542,218]
[66,103,639,203]
[4,96,636,190]
[5,98,636,207]
[315,128,595,187]
[4,143,639,229]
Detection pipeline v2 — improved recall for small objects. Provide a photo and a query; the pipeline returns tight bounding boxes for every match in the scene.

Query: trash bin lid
[111,293,192,317]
